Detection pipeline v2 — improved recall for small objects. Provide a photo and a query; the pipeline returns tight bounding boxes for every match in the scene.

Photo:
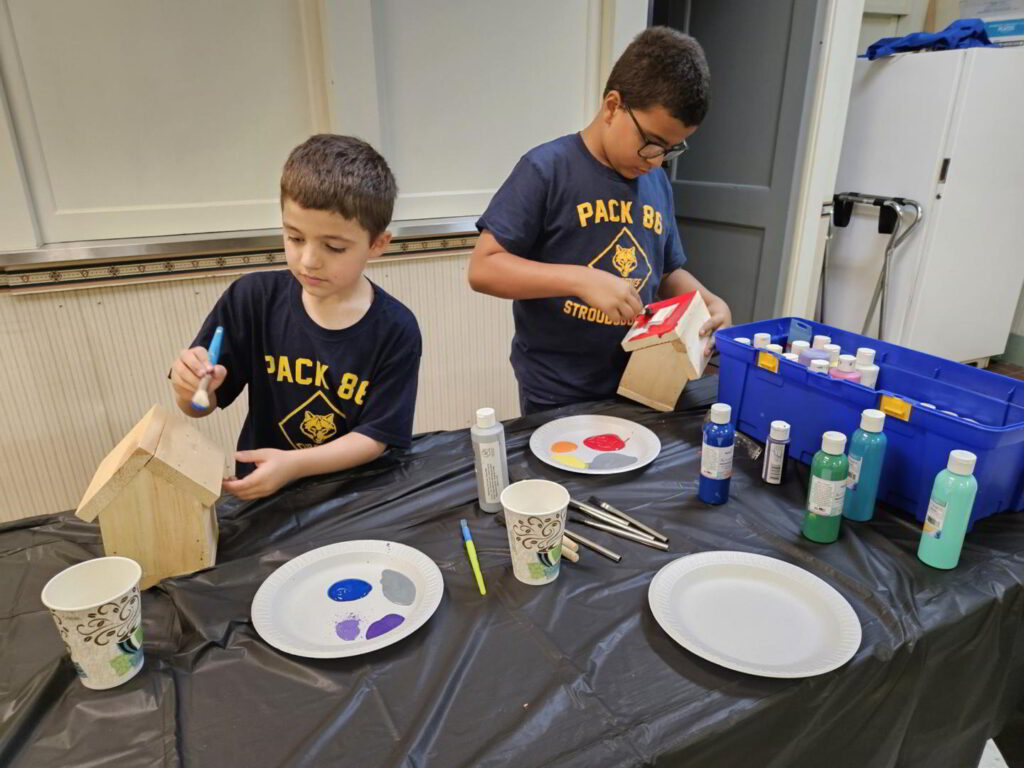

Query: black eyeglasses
[622,103,689,161]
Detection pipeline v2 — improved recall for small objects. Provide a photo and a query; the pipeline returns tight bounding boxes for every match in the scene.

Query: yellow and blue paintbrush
[459,519,486,595]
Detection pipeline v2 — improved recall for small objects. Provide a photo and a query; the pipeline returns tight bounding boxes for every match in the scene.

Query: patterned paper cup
[41,557,144,690]
[501,479,569,585]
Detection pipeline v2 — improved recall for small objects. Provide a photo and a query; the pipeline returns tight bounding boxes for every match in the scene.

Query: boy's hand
[576,269,644,324]
[700,297,733,357]
[222,449,299,500]
[171,346,227,404]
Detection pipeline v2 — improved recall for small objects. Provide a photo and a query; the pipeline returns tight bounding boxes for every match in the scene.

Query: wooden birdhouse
[618,290,712,411]
[75,404,224,589]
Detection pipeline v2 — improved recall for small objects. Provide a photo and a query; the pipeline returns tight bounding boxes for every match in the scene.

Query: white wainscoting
[0,253,518,521]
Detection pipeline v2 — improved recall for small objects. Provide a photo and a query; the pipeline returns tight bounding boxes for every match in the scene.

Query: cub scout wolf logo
[279,390,345,449]
[588,226,652,290]
[612,244,637,277]
[300,411,337,444]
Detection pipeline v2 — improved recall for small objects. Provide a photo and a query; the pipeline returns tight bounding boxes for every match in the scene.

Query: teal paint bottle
[918,450,978,569]
[843,409,887,522]
[803,431,848,543]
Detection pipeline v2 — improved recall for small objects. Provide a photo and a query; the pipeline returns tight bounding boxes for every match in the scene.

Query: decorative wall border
[2,233,478,294]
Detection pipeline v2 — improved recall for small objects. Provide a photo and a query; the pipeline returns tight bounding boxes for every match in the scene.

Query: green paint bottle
[803,431,848,543]
[917,450,978,569]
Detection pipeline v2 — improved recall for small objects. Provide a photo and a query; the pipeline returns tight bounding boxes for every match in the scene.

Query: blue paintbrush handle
[207,326,224,367]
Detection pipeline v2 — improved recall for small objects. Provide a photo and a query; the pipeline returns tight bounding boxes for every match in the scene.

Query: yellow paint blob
[550,441,578,453]
[552,453,588,469]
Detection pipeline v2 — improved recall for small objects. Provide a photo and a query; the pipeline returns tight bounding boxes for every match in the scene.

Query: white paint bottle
[471,407,509,513]
[823,343,842,368]
[856,347,876,367]
[857,363,880,389]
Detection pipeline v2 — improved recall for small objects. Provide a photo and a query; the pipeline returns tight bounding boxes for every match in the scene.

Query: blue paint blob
[327,578,372,602]
[365,613,405,639]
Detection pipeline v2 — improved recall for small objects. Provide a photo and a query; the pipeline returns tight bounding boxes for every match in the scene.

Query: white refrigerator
[824,46,1024,363]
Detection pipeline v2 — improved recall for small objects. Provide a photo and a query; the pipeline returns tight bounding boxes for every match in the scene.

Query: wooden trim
[2,233,479,294]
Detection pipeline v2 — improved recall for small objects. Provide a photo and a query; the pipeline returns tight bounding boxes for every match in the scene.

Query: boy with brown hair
[469,27,731,414]
[171,135,421,499]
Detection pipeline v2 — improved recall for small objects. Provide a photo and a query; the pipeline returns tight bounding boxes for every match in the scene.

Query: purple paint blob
[327,579,372,602]
[365,613,405,639]
[335,618,361,641]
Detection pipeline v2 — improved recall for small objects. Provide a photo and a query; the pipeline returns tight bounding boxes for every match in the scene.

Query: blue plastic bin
[715,317,1024,528]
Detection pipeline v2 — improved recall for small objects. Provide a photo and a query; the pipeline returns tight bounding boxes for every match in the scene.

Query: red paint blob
[583,433,627,451]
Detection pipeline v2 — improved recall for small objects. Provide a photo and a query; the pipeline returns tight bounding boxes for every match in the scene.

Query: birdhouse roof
[75,404,223,523]
[621,290,710,353]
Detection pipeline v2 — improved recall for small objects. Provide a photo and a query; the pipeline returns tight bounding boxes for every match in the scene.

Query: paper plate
[648,551,861,678]
[252,540,443,658]
[529,415,661,475]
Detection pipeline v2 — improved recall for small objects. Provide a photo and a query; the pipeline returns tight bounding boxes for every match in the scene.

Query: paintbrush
[569,498,631,529]
[460,519,487,595]
[571,517,670,551]
[588,496,668,543]
[191,326,224,411]
[562,528,621,563]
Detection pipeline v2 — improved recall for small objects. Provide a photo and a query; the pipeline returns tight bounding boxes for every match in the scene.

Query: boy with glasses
[469,27,731,414]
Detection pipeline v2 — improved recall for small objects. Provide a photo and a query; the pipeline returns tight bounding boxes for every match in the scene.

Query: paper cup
[40,556,144,690]
[500,479,569,585]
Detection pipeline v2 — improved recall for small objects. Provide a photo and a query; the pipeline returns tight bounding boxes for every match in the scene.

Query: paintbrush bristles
[190,377,212,411]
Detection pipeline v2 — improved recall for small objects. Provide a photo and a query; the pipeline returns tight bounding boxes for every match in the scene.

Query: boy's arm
[659,268,733,354]
[468,230,644,323]
[221,433,386,500]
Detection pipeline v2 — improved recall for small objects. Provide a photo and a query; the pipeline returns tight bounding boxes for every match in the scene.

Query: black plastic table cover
[3,377,1024,768]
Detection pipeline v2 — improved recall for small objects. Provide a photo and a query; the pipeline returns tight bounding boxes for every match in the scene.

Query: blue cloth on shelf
[863,18,994,60]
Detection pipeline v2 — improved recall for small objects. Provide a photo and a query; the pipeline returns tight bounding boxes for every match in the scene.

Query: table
[3,379,1024,767]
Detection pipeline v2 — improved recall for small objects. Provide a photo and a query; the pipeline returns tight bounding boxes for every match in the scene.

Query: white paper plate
[529,415,661,475]
[648,551,861,678]
[251,540,443,658]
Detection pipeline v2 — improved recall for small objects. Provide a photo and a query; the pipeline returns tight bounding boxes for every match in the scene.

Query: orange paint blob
[550,441,578,453]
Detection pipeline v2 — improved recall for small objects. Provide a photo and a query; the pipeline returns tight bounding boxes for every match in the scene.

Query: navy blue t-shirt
[476,133,687,405]
[192,270,421,476]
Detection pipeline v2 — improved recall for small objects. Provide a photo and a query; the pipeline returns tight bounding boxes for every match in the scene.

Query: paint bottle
[699,403,735,505]
[791,339,810,358]
[761,420,790,485]
[734,336,752,345]
[857,363,880,389]
[799,347,831,368]
[856,347,876,367]
[471,407,508,513]
[766,343,784,356]
[783,352,800,363]
[803,431,848,543]
[753,333,771,349]
[812,334,831,350]
[809,358,831,374]
[823,343,841,368]
[918,450,978,569]
[829,354,862,383]
[843,409,886,522]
